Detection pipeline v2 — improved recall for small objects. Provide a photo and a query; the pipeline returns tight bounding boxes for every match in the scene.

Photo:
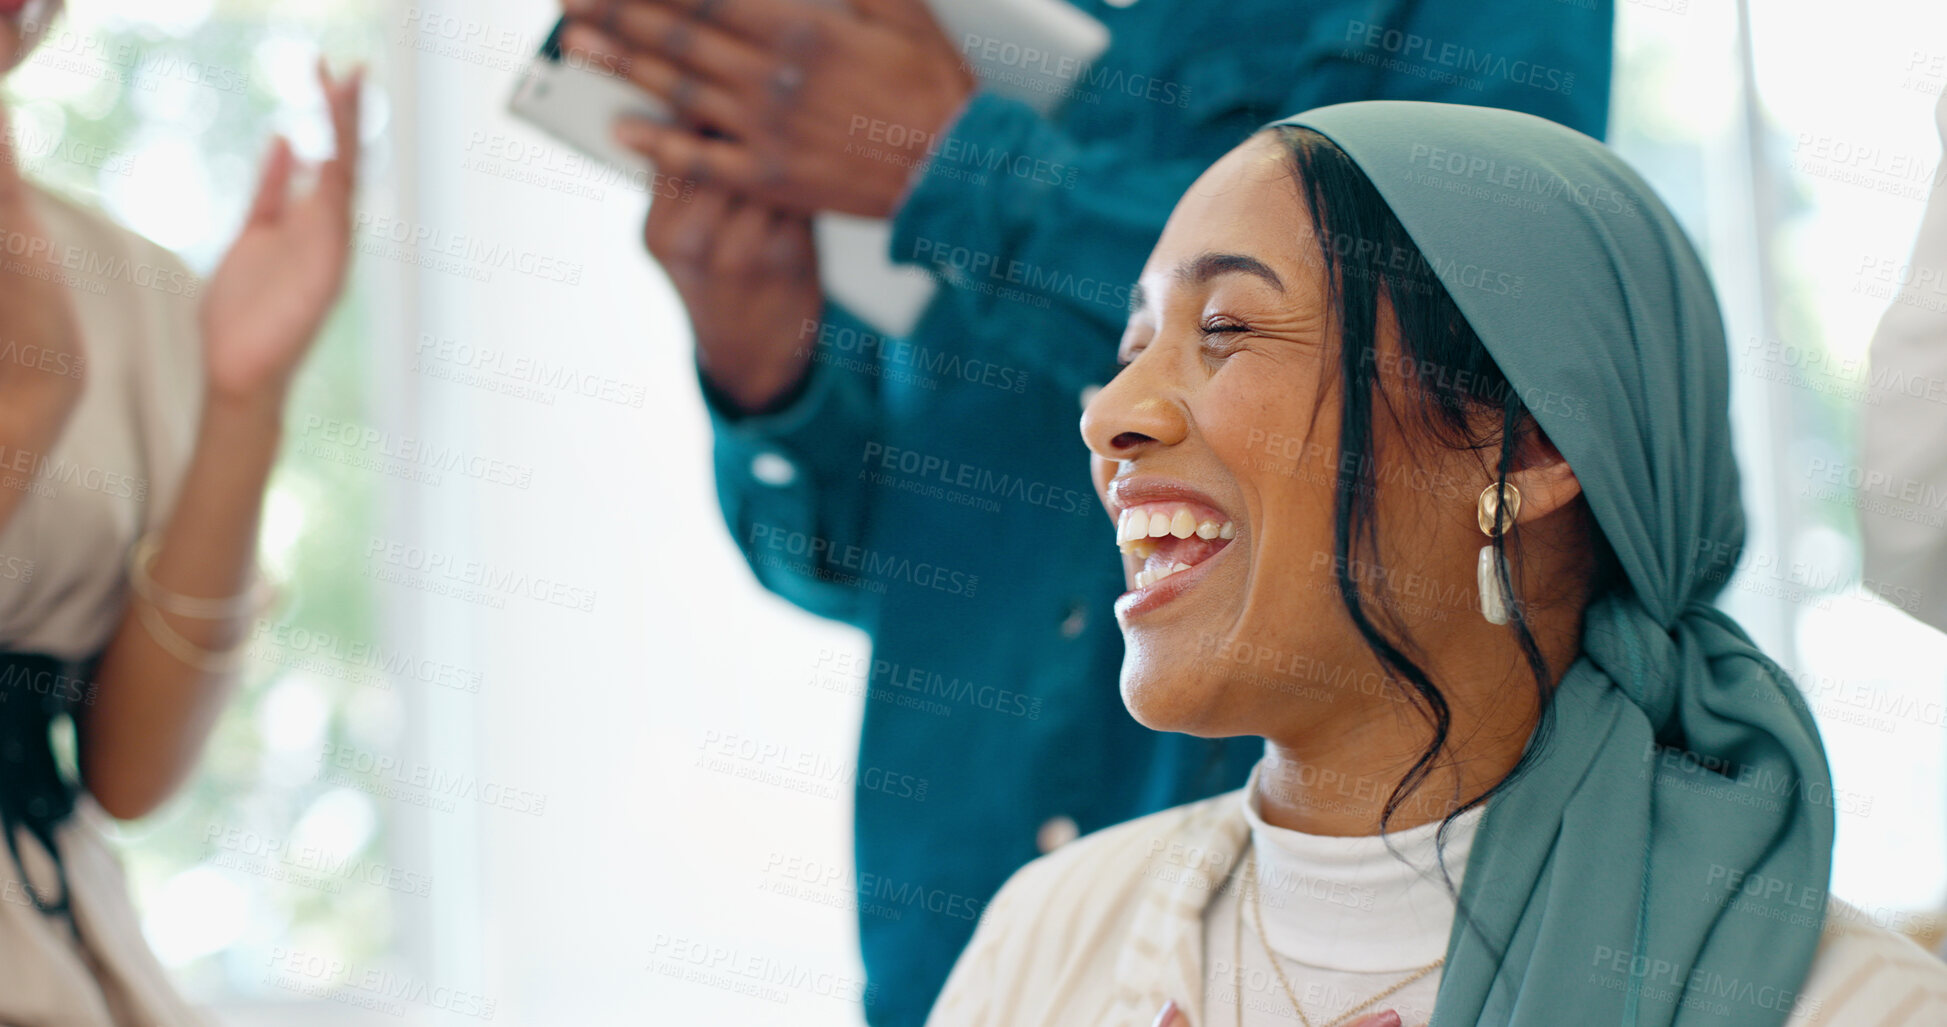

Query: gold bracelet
[126,531,277,620]
[133,598,249,672]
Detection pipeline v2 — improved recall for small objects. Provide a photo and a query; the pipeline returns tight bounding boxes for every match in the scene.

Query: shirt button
[1059,600,1087,639]
[1037,815,1080,854]
[751,452,797,487]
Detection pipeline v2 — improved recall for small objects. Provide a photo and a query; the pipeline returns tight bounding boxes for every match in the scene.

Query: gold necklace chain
[1231,843,1444,1027]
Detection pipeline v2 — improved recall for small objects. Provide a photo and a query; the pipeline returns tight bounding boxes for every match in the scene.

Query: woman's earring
[1476,482,1522,626]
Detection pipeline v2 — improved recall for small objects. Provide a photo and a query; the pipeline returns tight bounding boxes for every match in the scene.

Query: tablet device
[508,1,1109,336]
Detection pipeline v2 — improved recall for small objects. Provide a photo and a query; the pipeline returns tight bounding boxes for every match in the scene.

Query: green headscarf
[1271,102,1835,1025]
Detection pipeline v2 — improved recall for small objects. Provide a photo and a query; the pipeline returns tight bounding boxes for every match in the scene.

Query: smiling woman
[923,101,1947,1027]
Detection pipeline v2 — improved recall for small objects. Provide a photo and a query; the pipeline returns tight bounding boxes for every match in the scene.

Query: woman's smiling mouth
[1106,483,1239,616]
[1115,501,1236,588]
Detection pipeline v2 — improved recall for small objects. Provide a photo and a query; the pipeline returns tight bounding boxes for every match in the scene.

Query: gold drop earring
[1476,482,1521,625]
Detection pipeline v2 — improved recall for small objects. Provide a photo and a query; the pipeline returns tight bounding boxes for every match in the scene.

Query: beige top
[0,185,202,659]
[928,787,1947,1027]
[0,184,207,1026]
[1862,87,1947,632]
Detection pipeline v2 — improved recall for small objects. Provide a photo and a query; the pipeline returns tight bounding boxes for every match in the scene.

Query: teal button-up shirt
[702,3,1614,1023]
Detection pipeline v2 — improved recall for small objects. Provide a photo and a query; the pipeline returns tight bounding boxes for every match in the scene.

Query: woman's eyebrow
[1128,252,1285,316]
[1177,252,1286,292]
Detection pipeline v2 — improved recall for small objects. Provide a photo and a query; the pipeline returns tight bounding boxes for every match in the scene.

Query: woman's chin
[1119,667,1229,736]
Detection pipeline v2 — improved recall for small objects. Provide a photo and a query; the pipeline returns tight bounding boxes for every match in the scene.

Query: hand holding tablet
[511,0,1107,334]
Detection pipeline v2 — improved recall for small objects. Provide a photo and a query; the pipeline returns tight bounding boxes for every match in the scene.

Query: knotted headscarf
[1272,102,1834,1026]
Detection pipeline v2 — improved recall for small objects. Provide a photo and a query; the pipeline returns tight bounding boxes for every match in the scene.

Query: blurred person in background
[1862,86,1947,636]
[0,1,364,1021]
[559,0,1614,1021]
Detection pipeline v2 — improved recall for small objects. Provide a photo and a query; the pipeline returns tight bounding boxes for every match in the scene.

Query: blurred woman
[925,101,1947,1027]
[0,1,363,1021]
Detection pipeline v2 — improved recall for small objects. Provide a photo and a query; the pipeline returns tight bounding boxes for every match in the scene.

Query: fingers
[612,118,777,204]
[1345,1011,1404,1027]
[0,102,20,208]
[759,207,813,276]
[316,58,364,204]
[562,23,748,134]
[846,0,943,34]
[574,0,824,55]
[1150,999,1184,1027]
[644,182,805,288]
[645,183,730,266]
[245,136,296,225]
[562,1,770,94]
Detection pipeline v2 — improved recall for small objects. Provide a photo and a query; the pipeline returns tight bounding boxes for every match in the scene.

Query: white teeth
[1115,504,1238,553]
[1135,561,1194,589]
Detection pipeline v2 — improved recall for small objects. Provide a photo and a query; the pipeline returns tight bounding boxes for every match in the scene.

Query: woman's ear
[1504,426,1582,524]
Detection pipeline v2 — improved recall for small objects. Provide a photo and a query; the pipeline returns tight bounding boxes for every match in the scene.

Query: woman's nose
[1080,352,1190,461]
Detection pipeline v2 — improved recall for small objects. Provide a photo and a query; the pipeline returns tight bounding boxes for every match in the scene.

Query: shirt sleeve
[702,299,884,630]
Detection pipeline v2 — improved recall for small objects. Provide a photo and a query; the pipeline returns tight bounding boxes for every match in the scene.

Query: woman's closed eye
[1199,316,1252,358]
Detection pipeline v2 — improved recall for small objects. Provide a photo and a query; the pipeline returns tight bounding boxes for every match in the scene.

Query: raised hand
[644,181,821,412]
[200,59,363,416]
[560,0,975,218]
